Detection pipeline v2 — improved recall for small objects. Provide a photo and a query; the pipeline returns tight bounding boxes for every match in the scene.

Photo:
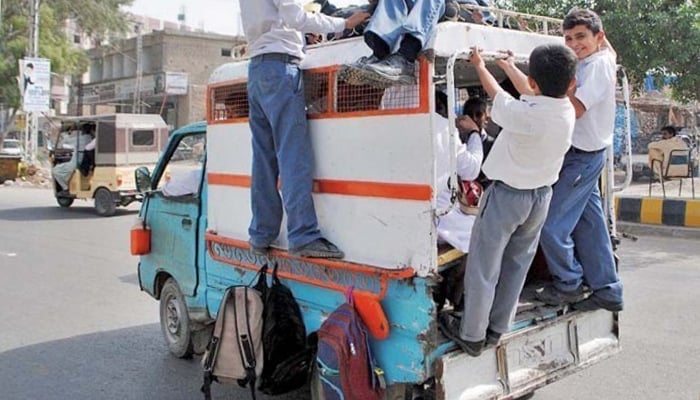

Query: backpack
[315,288,385,400]
[457,178,484,215]
[201,271,266,400]
[258,263,315,395]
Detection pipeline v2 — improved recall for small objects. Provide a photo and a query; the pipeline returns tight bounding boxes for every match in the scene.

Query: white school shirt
[239,0,345,59]
[482,91,575,189]
[571,49,616,151]
[434,115,484,252]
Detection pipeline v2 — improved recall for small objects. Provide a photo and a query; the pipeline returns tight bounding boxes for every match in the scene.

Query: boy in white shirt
[439,44,577,356]
[537,9,624,313]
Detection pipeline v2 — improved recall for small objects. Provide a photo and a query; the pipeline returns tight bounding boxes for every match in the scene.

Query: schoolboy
[439,43,578,356]
[537,9,624,312]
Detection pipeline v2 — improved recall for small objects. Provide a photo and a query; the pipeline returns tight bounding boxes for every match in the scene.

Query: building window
[132,130,155,146]
[73,34,81,44]
[221,48,232,57]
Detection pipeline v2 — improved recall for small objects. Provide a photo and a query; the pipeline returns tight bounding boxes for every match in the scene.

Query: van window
[157,133,206,197]
[132,130,155,146]
[211,83,249,122]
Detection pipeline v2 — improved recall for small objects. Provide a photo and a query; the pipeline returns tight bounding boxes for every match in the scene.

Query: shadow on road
[0,324,309,400]
[0,206,138,221]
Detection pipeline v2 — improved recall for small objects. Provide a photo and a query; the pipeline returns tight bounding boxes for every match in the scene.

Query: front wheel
[56,197,74,208]
[159,278,194,359]
[94,187,116,216]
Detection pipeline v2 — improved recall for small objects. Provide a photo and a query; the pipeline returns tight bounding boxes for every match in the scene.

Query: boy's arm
[469,47,502,99]
[567,87,587,119]
[496,51,534,96]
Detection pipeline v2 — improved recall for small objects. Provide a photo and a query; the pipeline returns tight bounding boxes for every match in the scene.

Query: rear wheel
[56,197,74,208]
[159,278,194,359]
[94,187,116,216]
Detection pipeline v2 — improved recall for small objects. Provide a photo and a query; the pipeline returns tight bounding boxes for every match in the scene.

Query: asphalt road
[1,187,699,400]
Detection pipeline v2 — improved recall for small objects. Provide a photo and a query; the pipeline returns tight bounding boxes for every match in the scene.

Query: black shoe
[572,296,623,312]
[485,328,502,346]
[248,241,270,256]
[438,313,484,357]
[535,283,585,306]
[289,238,344,259]
[361,54,416,86]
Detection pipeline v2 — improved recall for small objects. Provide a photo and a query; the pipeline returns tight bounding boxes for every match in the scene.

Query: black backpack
[258,263,316,395]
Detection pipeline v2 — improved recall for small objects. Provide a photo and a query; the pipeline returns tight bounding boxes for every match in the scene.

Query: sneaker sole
[338,65,396,88]
[572,297,623,312]
[360,66,417,87]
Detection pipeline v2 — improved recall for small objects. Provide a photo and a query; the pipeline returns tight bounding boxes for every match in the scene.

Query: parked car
[0,139,22,156]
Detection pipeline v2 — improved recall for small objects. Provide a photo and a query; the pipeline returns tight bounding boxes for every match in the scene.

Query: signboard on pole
[165,72,189,95]
[19,58,51,112]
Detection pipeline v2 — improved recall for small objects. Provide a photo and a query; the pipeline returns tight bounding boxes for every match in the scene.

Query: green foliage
[0,0,133,110]
[496,0,700,101]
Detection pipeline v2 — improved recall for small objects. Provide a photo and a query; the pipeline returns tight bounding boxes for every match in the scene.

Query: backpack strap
[233,287,258,400]
[253,264,269,294]
[271,262,281,286]
[201,288,231,400]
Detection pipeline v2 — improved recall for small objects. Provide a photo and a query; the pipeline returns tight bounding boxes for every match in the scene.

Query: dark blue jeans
[247,58,322,249]
[540,149,623,304]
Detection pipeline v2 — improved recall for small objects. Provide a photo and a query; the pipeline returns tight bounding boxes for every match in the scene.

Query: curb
[615,195,700,228]
[617,221,700,240]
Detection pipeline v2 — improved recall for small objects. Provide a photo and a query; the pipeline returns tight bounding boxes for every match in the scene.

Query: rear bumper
[436,309,620,400]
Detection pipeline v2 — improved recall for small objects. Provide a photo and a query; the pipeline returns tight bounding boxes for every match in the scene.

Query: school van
[134,9,623,400]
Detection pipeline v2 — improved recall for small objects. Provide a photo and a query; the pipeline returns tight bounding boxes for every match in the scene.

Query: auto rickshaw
[50,113,169,216]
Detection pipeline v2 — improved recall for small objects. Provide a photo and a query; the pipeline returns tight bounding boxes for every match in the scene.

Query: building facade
[73,29,246,129]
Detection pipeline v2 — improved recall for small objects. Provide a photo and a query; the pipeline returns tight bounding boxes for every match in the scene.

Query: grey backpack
[201,283,265,400]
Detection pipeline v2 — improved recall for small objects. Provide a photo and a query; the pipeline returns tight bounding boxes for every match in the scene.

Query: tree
[495,0,700,101]
[0,0,133,135]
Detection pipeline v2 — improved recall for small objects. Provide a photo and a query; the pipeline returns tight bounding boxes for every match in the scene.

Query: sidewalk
[614,177,699,229]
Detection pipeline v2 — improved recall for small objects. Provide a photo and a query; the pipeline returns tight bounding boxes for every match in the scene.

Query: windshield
[3,141,19,149]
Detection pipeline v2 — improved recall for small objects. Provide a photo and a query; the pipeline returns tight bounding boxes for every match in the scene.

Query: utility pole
[26,0,40,163]
[133,23,143,114]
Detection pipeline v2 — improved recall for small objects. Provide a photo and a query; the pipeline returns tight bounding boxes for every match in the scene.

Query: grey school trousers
[460,181,552,342]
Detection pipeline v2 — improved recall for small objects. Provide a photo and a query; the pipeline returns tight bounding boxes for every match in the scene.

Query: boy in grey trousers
[439,44,578,356]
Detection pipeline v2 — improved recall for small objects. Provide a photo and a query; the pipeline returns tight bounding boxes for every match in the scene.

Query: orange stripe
[207,173,432,201]
[208,173,251,187]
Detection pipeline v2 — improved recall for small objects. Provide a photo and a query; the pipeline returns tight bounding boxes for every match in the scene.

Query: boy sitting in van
[439,44,577,356]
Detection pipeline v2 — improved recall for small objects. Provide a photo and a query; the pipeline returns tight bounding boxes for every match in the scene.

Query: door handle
[181,218,192,229]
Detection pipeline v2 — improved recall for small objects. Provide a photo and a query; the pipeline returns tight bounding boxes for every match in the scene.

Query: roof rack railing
[459,5,563,35]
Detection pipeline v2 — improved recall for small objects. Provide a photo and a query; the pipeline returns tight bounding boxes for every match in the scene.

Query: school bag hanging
[258,263,316,395]
[201,267,267,400]
[315,287,385,400]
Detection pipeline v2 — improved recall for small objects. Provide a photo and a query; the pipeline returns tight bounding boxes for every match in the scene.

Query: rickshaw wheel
[94,187,116,216]
[159,278,194,359]
[56,197,74,208]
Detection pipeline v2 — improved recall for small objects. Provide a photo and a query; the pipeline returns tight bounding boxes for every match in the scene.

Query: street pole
[28,0,40,163]
[133,23,143,114]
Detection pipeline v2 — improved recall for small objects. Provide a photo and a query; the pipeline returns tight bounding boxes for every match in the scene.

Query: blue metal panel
[203,252,438,385]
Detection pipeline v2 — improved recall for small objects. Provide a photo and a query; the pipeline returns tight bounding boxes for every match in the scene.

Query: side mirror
[135,167,152,192]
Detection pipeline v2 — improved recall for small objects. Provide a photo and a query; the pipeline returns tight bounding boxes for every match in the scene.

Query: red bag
[457,179,484,215]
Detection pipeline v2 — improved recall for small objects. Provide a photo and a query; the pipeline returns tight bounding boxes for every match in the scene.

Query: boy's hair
[462,97,488,121]
[529,44,577,98]
[661,125,677,136]
[563,8,603,34]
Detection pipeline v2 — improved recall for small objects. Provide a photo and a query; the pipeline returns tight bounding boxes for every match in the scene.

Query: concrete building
[73,29,246,129]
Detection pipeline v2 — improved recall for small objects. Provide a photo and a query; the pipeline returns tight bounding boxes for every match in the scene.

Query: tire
[56,197,74,208]
[94,187,116,217]
[309,362,409,400]
[159,278,194,359]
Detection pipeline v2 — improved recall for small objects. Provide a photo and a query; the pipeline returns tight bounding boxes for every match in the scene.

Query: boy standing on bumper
[439,44,578,356]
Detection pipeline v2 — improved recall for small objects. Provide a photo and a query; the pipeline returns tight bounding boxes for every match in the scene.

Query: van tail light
[130,218,151,255]
[353,291,390,340]
[116,174,123,187]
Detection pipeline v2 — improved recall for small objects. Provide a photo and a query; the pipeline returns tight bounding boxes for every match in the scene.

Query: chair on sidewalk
[648,148,696,198]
